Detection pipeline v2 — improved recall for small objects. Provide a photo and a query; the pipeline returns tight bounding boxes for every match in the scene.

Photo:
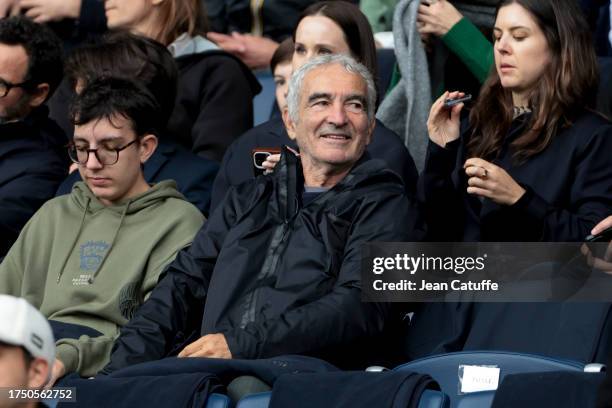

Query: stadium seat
[235,388,450,408]
[206,393,231,408]
[236,391,271,408]
[253,70,276,126]
[393,351,604,408]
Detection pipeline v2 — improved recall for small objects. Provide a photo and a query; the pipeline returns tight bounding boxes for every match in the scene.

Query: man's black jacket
[102,149,425,374]
[0,107,67,256]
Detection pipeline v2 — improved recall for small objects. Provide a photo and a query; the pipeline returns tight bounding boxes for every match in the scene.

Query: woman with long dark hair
[421,0,612,243]
[410,0,612,365]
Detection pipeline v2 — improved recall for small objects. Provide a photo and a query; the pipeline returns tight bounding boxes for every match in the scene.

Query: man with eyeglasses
[0,77,204,385]
[0,17,68,257]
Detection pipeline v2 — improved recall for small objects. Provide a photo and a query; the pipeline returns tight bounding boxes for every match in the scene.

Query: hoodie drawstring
[57,197,90,283]
[88,202,130,284]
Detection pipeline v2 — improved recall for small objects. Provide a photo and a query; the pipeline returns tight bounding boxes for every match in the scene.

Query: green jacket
[0,180,204,376]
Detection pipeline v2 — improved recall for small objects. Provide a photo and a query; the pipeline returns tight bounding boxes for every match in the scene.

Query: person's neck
[131,14,165,44]
[511,92,529,109]
[301,159,351,188]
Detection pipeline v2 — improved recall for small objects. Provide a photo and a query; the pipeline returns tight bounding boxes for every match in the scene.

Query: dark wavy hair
[467,0,598,161]
[293,1,378,85]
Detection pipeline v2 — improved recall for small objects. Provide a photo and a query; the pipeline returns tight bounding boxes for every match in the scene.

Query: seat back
[236,391,272,408]
[394,351,585,408]
[206,393,231,408]
[418,389,450,408]
[235,387,450,408]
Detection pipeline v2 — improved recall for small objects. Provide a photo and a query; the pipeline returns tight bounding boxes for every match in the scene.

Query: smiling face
[493,3,552,103]
[74,115,156,206]
[284,63,373,184]
[292,16,352,71]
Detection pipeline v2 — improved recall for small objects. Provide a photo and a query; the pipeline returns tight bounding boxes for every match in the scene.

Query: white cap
[0,295,55,368]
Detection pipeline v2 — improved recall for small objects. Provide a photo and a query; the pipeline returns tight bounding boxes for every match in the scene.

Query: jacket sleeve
[507,125,612,241]
[191,56,255,162]
[210,141,237,213]
[223,192,426,359]
[442,18,494,84]
[99,193,238,375]
[418,139,465,241]
[0,225,26,296]
[0,169,64,256]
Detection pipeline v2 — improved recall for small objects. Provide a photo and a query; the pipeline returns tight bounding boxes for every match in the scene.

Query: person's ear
[28,83,50,108]
[282,107,297,141]
[27,358,49,389]
[139,134,158,164]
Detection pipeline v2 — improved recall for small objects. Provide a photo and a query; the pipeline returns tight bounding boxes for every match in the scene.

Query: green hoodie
[0,180,204,376]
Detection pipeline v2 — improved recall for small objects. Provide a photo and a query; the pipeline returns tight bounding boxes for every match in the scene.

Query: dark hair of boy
[70,77,163,139]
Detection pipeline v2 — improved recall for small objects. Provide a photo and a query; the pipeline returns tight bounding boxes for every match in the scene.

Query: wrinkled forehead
[301,64,367,99]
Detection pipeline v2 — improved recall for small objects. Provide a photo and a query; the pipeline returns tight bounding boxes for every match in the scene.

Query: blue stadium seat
[393,351,603,408]
[235,388,449,408]
[417,389,450,408]
[253,70,276,126]
[236,391,271,408]
[206,393,231,408]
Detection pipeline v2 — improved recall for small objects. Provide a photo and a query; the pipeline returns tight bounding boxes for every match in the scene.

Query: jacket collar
[0,106,50,140]
[273,146,378,220]
[143,140,176,180]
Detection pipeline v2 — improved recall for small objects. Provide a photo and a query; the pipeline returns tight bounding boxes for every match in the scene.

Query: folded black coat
[102,148,425,374]
[270,370,437,408]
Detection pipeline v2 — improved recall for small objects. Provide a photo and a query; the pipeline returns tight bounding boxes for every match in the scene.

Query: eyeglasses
[0,78,31,98]
[67,139,139,166]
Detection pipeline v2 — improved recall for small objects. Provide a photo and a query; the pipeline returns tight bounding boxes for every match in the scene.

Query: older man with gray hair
[101,54,425,377]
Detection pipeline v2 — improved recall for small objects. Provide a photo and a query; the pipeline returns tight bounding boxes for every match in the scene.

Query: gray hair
[286,54,377,124]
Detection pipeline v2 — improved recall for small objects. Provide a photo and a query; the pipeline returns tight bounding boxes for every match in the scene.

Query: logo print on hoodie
[75,241,110,285]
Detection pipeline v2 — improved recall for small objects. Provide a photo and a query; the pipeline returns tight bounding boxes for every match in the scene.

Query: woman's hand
[464,158,526,205]
[17,0,80,23]
[207,32,279,69]
[427,91,464,148]
[0,0,20,18]
[417,0,463,38]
